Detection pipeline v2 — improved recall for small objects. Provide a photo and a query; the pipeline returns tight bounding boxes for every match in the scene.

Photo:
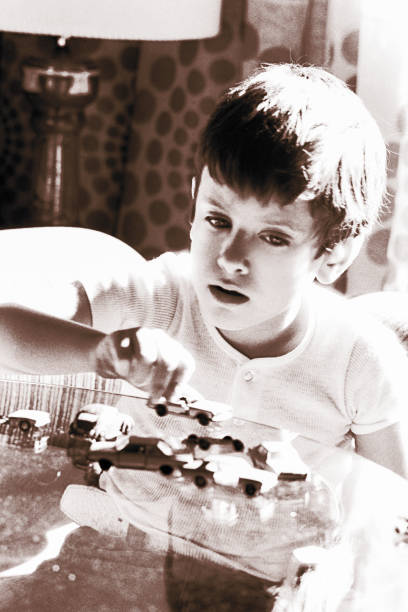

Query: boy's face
[190,167,327,341]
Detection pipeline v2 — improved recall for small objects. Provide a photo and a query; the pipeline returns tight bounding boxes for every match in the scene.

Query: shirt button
[244,370,254,382]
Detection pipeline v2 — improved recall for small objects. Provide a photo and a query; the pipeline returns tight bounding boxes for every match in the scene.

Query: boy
[0,63,407,477]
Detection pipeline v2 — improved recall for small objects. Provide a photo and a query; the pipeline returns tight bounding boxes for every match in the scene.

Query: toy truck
[180,455,278,497]
[0,409,50,453]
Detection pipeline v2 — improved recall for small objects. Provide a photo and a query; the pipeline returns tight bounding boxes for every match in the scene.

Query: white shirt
[84,251,408,448]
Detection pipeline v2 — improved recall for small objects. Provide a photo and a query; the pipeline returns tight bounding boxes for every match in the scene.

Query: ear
[316,235,364,285]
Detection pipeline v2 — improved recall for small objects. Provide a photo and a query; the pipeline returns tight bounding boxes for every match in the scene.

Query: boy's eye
[205,215,230,229]
[262,233,289,247]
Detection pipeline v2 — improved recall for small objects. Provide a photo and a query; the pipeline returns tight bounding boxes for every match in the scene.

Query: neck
[218,299,310,359]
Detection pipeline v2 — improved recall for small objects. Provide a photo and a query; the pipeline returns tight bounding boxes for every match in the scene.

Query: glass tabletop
[0,377,407,611]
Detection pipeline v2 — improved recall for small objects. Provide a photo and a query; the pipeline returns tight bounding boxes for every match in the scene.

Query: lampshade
[0,0,222,41]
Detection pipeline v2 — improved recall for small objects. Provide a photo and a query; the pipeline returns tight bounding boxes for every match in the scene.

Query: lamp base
[22,45,99,226]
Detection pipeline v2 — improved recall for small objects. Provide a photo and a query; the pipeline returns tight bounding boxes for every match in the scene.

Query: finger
[163,357,196,401]
[161,364,186,402]
[150,343,195,403]
[128,328,158,385]
[149,359,176,404]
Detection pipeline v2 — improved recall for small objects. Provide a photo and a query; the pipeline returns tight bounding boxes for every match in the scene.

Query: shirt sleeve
[83,250,190,334]
[345,320,408,435]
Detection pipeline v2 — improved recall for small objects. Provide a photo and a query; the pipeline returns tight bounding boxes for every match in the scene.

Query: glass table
[0,378,407,611]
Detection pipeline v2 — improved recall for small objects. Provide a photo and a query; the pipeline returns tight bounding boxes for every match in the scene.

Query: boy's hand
[95,327,195,403]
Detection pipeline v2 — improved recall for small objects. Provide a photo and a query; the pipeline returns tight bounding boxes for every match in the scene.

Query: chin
[203,307,251,331]
[196,289,255,330]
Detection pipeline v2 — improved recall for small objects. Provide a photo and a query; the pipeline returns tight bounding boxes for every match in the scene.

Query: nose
[216,232,249,275]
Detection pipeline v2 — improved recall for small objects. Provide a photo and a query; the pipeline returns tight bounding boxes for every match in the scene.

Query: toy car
[67,404,135,468]
[83,434,194,474]
[69,410,99,438]
[0,409,51,453]
[180,458,217,488]
[274,471,309,501]
[153,397,232,425]
[182,455,277,497]
[69,403,134,441]
[183,433,244,452]
[248,440,308,476]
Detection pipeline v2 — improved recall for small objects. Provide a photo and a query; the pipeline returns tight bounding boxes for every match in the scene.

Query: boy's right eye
[205,215,230,229]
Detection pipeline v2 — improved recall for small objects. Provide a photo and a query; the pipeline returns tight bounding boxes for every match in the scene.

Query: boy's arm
[0,304,103,374]
[0,304,194,402]
[354,422,408,478]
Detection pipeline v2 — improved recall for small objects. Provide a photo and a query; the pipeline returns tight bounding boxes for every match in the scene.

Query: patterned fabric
[357,0,408,293]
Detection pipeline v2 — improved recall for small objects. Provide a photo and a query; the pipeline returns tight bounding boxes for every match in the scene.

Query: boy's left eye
[261,233,289,247]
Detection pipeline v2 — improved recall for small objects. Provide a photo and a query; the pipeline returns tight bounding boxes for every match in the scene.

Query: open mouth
[209,285,249,305]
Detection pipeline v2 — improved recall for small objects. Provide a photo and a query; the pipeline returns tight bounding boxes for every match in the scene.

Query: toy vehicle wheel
[197,413,210,426]
[159,464,174,475]
[244,483,258,497]
[233,439,244,451]
[84,465,101,487]
[187,434,199,444]
[198,438,211,450]
[99,459,113,471]
[18,420,31,432]
[155,403,168,417]
[223,435,232,441]
[194,475,207,488]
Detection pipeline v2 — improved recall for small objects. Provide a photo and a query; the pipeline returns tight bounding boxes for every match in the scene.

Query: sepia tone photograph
[0,1,408,610]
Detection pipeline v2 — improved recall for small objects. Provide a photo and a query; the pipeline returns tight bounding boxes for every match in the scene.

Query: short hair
[194,63,387,255]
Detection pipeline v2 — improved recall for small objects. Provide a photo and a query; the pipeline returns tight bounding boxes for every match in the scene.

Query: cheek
[254,252,309,289]
[190,232,209,273]
[191,226,217,260]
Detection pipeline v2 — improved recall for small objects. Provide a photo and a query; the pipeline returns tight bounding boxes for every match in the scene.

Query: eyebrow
[207,196,226,208]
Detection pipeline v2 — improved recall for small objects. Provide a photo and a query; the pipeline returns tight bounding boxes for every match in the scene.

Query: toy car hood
[195,399,233,421]
[8,409,51,427]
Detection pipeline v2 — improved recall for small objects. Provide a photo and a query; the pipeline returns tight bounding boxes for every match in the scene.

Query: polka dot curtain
[324,0,365,295]
[326,0,408,296]
[358,0,408,293]
[243,0,329,76]
[116,0,245,258]
[116,0,329,258]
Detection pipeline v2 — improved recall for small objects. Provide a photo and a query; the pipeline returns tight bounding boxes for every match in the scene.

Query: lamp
[0,0,222,226]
